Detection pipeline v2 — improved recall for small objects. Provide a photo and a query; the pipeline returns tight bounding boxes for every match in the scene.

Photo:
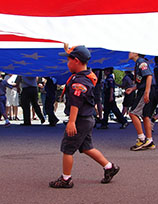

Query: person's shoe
[97,125,108,129]
[130,138,146,151]
[101,163,120,184]
[142,141,156,150]
[15,116,20,121]
[40,117,45,124]
[95,117,102,124]
[4,122,11,127]
[120,122,129,129]
[49,175,74,188]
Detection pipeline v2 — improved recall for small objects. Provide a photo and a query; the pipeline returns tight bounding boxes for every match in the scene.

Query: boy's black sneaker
[49,175,74,188]
[101,163,120,184]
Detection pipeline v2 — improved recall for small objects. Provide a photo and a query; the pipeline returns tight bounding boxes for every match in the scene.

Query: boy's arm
[66,105,78,137]
[144,75,152,103]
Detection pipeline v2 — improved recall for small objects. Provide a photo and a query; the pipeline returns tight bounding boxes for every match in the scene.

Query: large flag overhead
[0,0,157,83]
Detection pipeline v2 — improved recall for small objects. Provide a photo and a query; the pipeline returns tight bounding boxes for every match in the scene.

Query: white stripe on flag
[0,13,158,55]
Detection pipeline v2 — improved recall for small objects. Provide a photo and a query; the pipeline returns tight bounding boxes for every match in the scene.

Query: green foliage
[113,70,125,84]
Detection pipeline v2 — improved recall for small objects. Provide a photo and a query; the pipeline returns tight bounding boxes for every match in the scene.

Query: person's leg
[122,106,128,116]
[0,96,10,126]
[21,89,31,125]
[83,148,109,166]
[98,100,110,128]
[83,148,120,184]
[129,112,143,135]
[143,116,152,139]
[111,101,127,125]
[63,154,73,175]
[30,88,45,123]
[97,102,103,120]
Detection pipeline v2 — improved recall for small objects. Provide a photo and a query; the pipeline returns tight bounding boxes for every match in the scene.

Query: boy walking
[126,52,156,151]
[49,44,120,188]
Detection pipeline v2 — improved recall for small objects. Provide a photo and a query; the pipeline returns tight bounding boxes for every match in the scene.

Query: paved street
[0,101,158,204]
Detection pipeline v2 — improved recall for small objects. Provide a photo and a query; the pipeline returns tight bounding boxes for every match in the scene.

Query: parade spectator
[16,76,45,126]
[0,74,16,127]
[44,77,59,126]
[4,74,20,120]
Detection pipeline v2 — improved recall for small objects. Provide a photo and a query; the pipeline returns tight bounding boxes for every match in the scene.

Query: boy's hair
[154,56,158,64]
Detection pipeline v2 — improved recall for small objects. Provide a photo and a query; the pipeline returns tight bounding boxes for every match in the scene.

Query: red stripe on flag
[0,0,158,17]
[0,35,62,43]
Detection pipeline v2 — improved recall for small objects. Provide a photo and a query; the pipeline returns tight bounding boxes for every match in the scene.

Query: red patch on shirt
[139,62,148,70]
[72,83,87,96]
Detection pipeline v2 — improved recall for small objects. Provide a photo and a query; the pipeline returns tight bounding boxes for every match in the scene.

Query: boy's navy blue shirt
[135,57,153,90]
[64,70,95,117]
[103,74,115,99]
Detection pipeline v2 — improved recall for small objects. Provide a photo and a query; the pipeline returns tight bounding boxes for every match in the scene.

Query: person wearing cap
[126,52,156,151]
[98,67,128,129]
[49,44,120,188]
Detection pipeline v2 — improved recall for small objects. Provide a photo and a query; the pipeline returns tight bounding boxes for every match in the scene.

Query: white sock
[104,162,112,170]
[147,138,153,143]
[138,134,146,141]
[62,174,71,180]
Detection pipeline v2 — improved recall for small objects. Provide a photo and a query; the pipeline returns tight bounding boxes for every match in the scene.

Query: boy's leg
[82,148,109,167]
[129,112,143,135]
[142,117,155,149]
[143,117,152,139]
[83,148,120,184]
[49,153,74,188]
[63,153,73,175]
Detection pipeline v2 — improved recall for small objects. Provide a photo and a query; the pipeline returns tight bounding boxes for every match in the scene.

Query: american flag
[0,0,157,83]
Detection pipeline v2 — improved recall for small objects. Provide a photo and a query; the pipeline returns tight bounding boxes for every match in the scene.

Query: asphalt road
[0,102,158,204]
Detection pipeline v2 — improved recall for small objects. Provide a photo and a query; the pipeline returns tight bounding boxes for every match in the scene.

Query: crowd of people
[0,44,158,188]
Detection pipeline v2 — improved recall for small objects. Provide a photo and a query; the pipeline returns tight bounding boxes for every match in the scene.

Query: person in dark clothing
[92,69,103,123]
[150,56,158,131]
[98,67,128,129]
[116,71,135,116]
[49,44,120,188]
[44,77,59,126]
[126,52,155,151]
[17,76,45,125]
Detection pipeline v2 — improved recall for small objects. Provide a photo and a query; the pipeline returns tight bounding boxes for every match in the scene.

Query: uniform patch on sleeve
[72,83,87,96]
[139,62,148,70]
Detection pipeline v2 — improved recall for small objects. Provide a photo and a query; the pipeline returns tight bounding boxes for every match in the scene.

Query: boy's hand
[64,43,69,52]
[126,87,132,95]
[66,121,77,137]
